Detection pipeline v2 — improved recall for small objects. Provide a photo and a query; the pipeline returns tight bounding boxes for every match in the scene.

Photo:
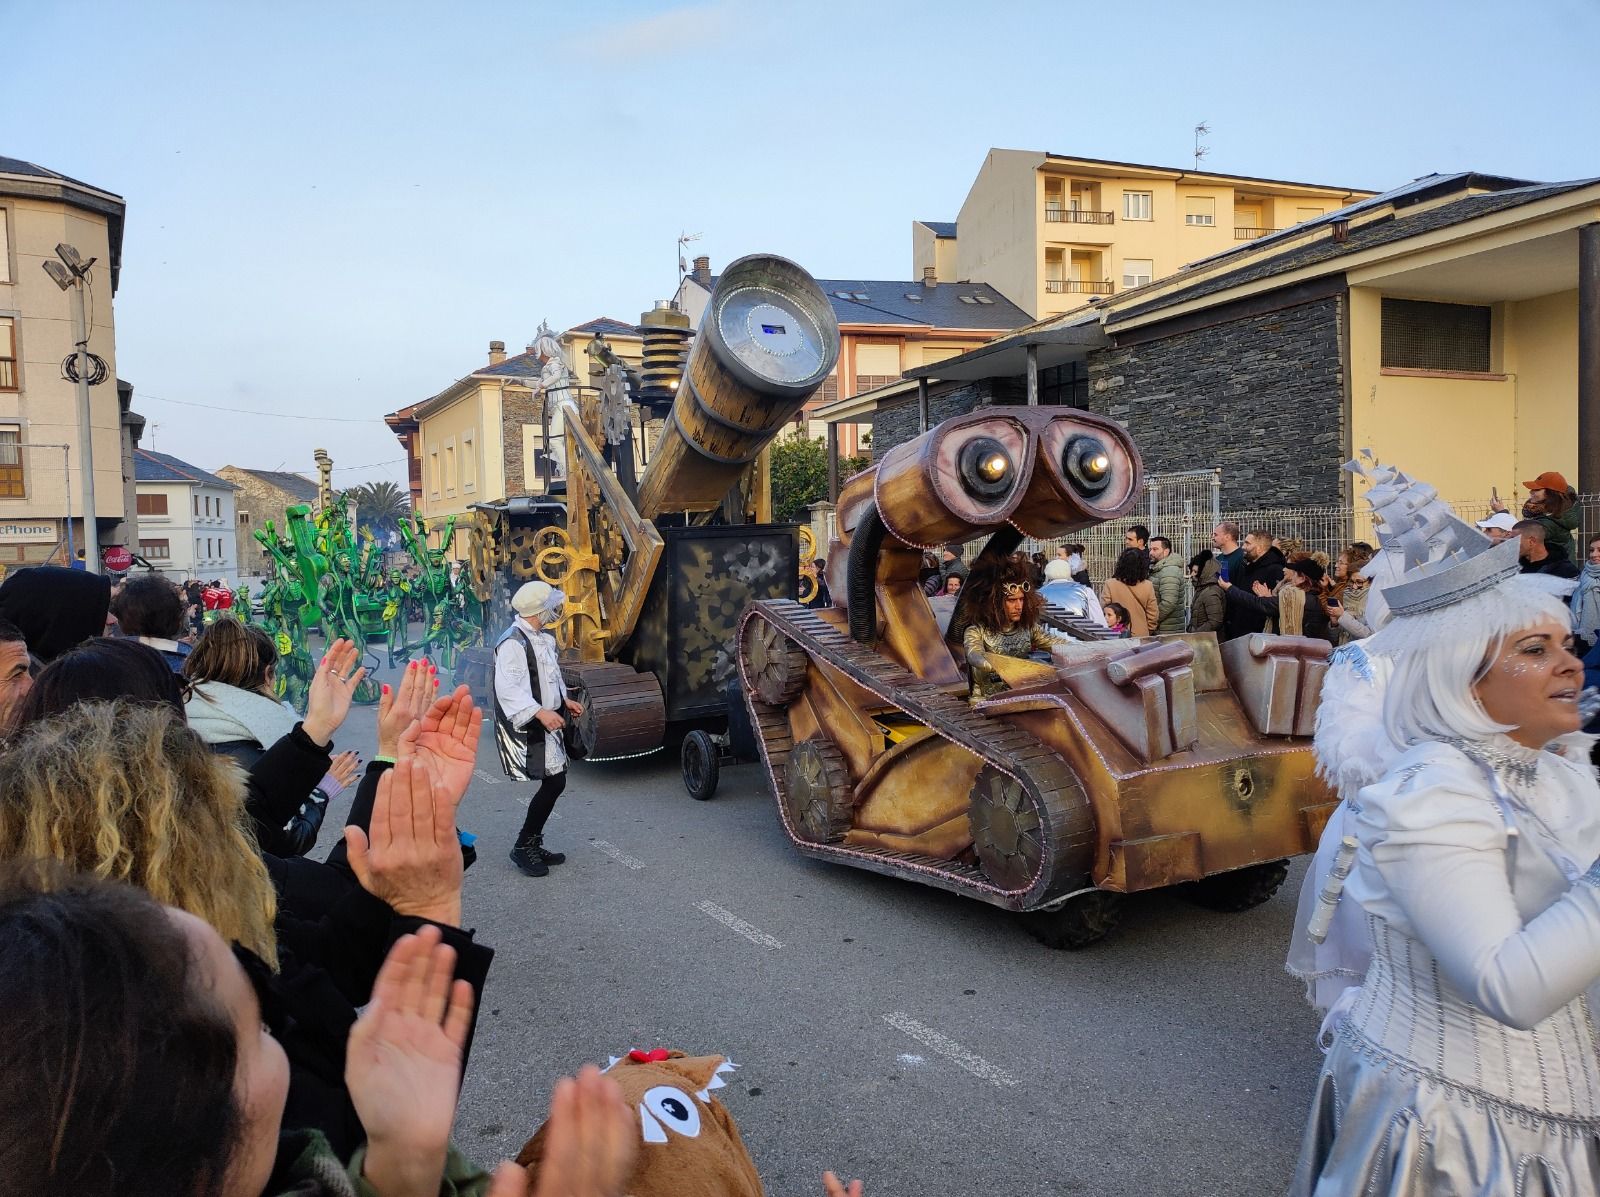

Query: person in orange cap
[1491,469,1579,561]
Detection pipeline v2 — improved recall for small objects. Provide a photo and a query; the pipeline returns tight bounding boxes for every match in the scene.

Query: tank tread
[738,601,1094,911]
[562,662,667,759]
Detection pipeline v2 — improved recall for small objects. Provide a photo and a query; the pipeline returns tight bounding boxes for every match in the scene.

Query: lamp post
[42,243,99,572]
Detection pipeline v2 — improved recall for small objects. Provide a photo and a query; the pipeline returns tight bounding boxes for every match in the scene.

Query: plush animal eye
[640,1085,702,1142]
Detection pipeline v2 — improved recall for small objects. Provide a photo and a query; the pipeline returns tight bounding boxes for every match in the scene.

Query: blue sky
[8,0,1599,487]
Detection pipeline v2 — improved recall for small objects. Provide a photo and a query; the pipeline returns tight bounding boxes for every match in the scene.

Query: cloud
[568,2,735,61]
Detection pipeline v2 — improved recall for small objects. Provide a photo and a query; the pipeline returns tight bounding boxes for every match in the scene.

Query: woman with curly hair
[961,555,1059,701]
[1101,547,1159,637]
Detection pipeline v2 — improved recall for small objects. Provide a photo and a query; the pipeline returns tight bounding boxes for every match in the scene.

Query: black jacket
[235,724,334,857]
[1222,584,1335,645]
[1221,547,1286,640]
[0,565,112,662]
[1522,549,1580,579]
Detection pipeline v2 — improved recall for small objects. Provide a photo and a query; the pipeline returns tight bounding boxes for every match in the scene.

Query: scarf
[1276,585,1306,637]
[1572,562,1600,642]
[185,680,301,749]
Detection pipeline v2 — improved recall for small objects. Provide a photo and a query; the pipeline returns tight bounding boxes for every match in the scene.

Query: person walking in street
[1186,551,1225,635]
[1219,530,1285,641]
[1210,521,1245,583]
[1101,548,1159,637]
[1516,519,1580,579]
[494,581,583,878]
[1147,536,1186,633]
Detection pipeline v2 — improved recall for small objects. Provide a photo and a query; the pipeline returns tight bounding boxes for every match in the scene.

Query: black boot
[509,835,549,877]
[534,834,565,866]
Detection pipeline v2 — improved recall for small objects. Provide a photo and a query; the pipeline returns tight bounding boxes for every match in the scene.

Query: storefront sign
[0,520,59,544]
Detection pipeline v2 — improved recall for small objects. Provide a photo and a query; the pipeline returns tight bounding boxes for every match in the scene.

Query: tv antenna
[677,231,703,284]
[1193,121,1210,170]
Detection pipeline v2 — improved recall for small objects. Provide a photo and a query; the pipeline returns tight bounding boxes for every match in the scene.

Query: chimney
[488,340,506,366]
[692,255,712,287]
[1330,219,1350,244]
[922,266,938,289]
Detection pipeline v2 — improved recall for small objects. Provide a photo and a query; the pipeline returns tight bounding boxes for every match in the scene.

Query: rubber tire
[1021,890,1123,950]
[681,730,720,801]
[1180,860,1291,913]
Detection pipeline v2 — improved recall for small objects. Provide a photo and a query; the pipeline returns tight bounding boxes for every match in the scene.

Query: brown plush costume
[517,1049,765,1197]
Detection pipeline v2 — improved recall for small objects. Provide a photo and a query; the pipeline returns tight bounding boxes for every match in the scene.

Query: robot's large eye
[1062,436,1112,495]
[957,437,1014,500]
[639,1085,702,1143]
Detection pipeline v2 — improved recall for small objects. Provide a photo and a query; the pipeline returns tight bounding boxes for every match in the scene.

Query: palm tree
[341,480,410,538]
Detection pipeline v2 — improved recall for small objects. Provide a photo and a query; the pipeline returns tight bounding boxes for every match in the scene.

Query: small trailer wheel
[681,730,721,801]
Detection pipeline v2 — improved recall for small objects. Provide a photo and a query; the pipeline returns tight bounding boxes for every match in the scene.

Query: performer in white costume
[1288,461,1600,1196]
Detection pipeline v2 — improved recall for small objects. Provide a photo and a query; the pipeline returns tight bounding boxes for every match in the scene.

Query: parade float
[737,405,1337,948]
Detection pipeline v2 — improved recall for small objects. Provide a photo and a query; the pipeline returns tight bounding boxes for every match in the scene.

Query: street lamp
[42,242,99,572]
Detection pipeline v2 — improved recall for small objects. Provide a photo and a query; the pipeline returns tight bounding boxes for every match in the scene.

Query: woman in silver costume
[1288,463,1600,1196]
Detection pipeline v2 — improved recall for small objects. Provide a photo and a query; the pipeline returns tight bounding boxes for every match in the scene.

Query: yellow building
[392,319,644,555]
[918,149,1372,319]
[881,170,1600,510]
[0,157,139,568]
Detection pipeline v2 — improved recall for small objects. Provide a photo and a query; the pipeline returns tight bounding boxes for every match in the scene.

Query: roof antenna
[1193,121,1210,170]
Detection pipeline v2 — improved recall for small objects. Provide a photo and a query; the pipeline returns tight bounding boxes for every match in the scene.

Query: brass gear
[506,525,571,580]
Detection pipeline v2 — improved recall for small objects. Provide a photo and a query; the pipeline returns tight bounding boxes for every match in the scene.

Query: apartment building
[916,150,1373,318]
[0,157,140,568]
[215,466,319,575]
[133,448,240,581]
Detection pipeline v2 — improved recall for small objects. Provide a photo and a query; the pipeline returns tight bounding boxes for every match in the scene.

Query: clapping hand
[824,1173,866,1197]
[529,1065,638,1197]
[303,639,367,746]
[327,750,362,791]
[1251,581,1273,598]
[347,926,474,1197]
[344,757,464,927]
[378,659,438,759]
[398,685,483,808]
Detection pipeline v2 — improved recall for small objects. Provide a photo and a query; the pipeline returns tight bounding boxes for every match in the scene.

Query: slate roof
[0,156,110,192]
[568,316,639,338]
[1107,175,1600,325]
[222,467,319,502]
[476,350,544,379]
[918,221,958,239]
[135,449,238,491]
[814,278,1029,329]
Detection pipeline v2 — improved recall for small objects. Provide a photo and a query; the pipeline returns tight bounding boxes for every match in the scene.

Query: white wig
[1372,574,1573,750]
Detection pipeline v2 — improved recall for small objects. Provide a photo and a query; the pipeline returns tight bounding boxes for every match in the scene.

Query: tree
[341,480,410,537]
[768,430,872,523]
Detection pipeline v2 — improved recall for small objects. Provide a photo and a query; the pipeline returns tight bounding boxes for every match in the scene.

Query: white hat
[1474,511,1518,533]
[511,580,563,618]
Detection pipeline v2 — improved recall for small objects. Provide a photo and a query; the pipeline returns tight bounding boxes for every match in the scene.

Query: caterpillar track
[738,600,1095,912]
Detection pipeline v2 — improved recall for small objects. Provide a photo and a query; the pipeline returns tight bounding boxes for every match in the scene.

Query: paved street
[331,673,1323,1197]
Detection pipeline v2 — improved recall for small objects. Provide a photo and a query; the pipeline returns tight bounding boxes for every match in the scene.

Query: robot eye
[639,1085,702,1143]
[1062,435,1112,495]
[957,437,1015,500]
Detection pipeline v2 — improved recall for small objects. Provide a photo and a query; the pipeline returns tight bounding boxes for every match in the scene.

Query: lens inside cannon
[957,437,1014,500]
[1063,435,1112,494]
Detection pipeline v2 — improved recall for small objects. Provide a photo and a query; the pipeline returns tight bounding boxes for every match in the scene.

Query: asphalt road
[328,671,1324,1197]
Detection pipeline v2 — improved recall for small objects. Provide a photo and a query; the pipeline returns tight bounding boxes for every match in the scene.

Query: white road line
[590,839,645,870]
[882,1012,1018,1088]
[695,901,783,950]
[472,768,503,786]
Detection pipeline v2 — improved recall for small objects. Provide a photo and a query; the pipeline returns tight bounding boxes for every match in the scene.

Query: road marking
[590,839,645,870]
[472,768,503,786]
[695,901,783,950]
[882,1013,1018,1088]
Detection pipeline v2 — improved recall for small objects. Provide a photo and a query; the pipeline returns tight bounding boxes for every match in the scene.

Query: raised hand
[344,757,464,926]
[347,926,474,1197]
[823,1172,865,1197]
[398,685,483,809]
[531,1065,638,1197]
[303,639,367,746]
[327,749,362,791]
[1251,581,1273,598]
[378,659,437,758]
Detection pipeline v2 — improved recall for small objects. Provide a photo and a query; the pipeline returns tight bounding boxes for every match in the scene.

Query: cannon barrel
[635,254,839,520]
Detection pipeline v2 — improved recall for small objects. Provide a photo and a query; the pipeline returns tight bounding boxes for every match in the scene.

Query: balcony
[1235,226,1279,240]
[1045,207,1115,225]
[1045,279,1114,295]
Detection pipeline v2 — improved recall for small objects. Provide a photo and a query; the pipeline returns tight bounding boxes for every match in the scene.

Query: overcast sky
[8,0,1599,489]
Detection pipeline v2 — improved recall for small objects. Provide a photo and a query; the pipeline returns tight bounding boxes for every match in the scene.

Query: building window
[1123,191,1152,221]
[1122,259,1154,288]
[193,494,201,517]
[429,450,440,498]
[239,512,250,526]
[1184,196,1216,226]
[0,317,17,390]
[0,424,22,498]
[136,493,168,515]
[1381,299,1492,373]
[462,433,476,490]
[139,539,170,560]
[1296,207,1324,223]
[444,442,456,495]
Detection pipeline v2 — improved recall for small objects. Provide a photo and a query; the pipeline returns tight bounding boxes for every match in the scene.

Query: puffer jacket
[1187,559,1225,634]
[1149,553,1187,633]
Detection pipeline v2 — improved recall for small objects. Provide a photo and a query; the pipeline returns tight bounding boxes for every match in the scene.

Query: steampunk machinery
[464,254,837,781]
[736,406,1337,947]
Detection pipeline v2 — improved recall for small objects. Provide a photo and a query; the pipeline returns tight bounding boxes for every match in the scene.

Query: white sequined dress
[1289,735,1600,1196]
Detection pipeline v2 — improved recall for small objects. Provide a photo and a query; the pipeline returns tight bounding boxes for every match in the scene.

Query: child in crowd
[1103,601,1132,637]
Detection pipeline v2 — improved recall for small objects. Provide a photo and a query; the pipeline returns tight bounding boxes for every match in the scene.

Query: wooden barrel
[636,254,839,519]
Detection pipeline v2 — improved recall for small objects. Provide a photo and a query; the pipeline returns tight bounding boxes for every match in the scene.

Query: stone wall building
[215,466,318,575]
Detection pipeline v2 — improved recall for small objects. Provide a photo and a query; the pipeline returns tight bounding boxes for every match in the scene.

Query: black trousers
[517,770,567,842]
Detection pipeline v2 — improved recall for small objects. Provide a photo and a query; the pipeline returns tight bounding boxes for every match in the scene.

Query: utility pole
[42,244,100,572]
